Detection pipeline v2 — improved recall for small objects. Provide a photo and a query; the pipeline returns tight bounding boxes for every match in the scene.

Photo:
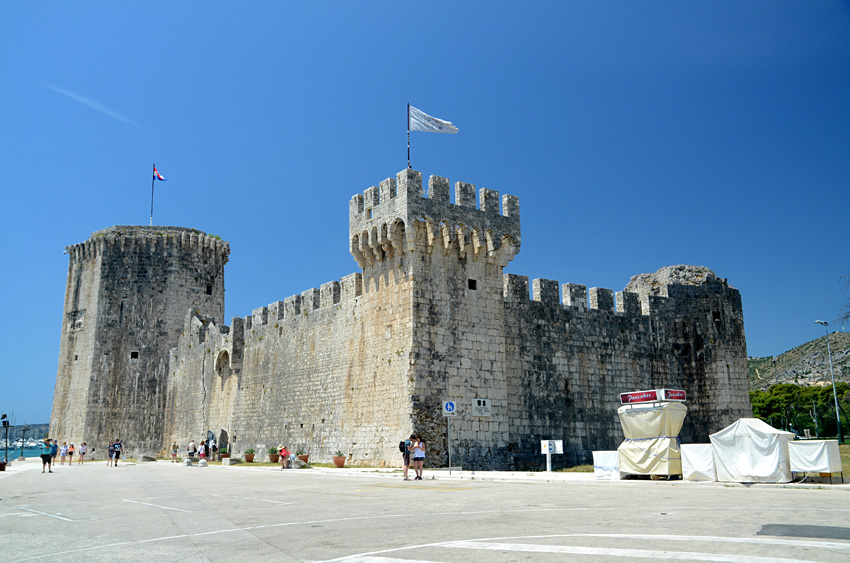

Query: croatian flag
[154,166,166,181]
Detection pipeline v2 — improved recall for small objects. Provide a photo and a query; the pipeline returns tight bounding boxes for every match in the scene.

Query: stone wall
[165,264,416,464]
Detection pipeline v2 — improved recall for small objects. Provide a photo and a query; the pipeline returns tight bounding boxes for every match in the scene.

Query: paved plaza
[1,457,849,562]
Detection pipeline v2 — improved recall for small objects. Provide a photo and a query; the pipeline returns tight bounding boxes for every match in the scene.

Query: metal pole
[447,415,452,475]
[150,163,156,226]
[407,104,411,169]
[816,321,843,444]
[19,425,28,460]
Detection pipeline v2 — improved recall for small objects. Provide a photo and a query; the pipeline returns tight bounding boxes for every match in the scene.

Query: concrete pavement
[1,456,849,562]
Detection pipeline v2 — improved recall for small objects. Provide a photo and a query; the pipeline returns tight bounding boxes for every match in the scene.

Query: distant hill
[1,423,49,442]
[749,332,850,391]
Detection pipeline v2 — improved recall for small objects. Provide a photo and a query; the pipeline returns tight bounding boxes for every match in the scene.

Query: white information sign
[442,400,457,417]
[540,439,563,472]
[540,440,563,454]
[471,398,491,417]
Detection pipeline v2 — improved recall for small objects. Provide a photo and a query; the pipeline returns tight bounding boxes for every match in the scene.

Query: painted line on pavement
[17,507,75,522]
[319,532,850,562]
[122,499,191,513]
[442,540,817,562]
[212,494,293,505]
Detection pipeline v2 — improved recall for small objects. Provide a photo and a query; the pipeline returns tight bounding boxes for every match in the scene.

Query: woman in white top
[412,434,426,480]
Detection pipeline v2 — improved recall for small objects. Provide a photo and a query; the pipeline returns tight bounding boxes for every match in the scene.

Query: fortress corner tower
[51,226,229,457]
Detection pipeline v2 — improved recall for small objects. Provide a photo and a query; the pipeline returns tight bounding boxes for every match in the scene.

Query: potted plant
[219,447,230,459]
[268,447,280,464]
[296,450,309,464]
[243,448,255,463]
[332,450,346,468]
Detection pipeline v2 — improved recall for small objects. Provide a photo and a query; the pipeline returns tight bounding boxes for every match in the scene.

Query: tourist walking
[412,434,426,480]
[107,442,115,466]
[41,439,53,473]
[78,442,87,464]
[50,439,59,465]
[67,443,75,464]
[171,441,179,463]
[59,442,68,465]
[112,439,122,466]
[187,439,196,460]
[198,440,206,461]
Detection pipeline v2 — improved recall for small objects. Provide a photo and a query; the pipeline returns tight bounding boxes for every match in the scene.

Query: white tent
[709,418,794,483]
[681,444,715,481]
[617,402,687,476]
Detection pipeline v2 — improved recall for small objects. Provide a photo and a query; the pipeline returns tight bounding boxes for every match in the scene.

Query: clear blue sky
[2,2,848,424]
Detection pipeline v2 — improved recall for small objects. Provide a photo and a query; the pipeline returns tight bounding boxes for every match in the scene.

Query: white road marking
[320,533,850,562]
[16,507,74,522]
[443,540,818,563]
[211,494,293,505]
[122,499,191,513]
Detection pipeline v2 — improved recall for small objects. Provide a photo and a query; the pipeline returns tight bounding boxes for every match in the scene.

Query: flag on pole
[153,166,166,181]
[409,105,458,134]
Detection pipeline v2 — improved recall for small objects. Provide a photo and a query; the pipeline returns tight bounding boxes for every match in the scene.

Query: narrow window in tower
[130,351,139,359]
[468,279,477,290]
[367,208,372,219]
[74,355,78,361]
[206,284,213,296]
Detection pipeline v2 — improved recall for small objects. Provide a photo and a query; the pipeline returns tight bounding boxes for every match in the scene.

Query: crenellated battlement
[502,266,740,319]
[349,168,521,268]
[65,225,230,264]
[237,273,363,330]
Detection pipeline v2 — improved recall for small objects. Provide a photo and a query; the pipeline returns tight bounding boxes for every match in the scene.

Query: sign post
[540,440,563,472]
[443,401,456,474]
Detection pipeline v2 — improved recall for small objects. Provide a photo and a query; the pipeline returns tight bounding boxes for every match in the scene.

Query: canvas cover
[617,402,687,475]
[681,444,716,481]
[788,440,842,473]
[592,450,621,480]
[709,418,794,483]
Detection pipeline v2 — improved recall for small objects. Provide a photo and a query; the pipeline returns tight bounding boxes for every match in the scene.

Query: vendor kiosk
[617,389,687,478]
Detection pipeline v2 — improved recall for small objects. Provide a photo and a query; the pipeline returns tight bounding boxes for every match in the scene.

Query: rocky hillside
[749,332,850,391]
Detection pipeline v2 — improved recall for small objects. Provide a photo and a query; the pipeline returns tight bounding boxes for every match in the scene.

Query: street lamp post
[1,414,9,463]
[815,320,843,444]
[18,425,29,461]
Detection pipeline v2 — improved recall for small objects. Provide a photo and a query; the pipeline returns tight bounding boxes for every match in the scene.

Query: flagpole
[150,163,155,226]
[407,103,411,169]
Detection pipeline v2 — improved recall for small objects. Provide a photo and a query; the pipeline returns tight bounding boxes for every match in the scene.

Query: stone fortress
[50,168,752,469]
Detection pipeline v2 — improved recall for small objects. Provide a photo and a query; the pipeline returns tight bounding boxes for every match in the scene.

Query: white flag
[409,105,458,134]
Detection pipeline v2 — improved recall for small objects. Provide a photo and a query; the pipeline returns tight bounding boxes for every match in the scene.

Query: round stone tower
[50,226,229,458]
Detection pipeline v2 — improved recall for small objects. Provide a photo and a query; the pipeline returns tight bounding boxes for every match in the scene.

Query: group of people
[106,439,123,466]
[182,438,218,462]
[39,438,89,473]
[401,433,426,480]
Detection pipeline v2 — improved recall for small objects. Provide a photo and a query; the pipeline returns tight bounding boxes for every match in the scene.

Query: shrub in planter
[268,447,280,463]
[244,448,255,463]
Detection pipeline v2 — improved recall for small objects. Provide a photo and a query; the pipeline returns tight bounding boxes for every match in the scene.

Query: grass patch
[559,464,594,473]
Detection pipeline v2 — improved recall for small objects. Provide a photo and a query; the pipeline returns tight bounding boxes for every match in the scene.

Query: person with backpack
[400,434,414,481]
[112,439,122,466]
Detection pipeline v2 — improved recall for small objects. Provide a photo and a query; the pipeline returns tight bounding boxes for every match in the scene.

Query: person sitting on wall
[187,439,196,460]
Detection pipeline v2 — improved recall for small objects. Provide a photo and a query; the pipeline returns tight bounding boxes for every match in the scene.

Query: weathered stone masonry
[51,168,752,467]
